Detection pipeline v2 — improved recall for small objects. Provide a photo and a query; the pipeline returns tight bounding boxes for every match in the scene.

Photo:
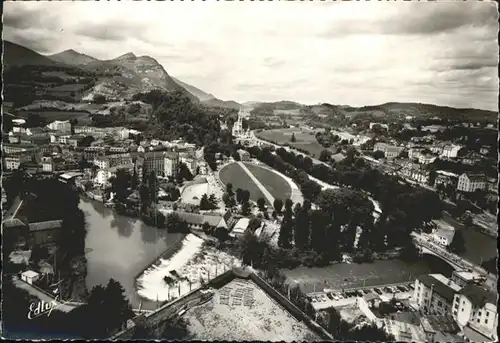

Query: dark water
[441,213,497,265]
[80,199,184,309]
[284,254,454,293]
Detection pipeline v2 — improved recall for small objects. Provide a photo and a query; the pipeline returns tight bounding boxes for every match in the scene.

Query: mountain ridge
[47,49,99,65]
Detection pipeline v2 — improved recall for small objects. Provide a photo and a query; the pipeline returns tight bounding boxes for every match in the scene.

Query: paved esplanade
[237,162,275,205]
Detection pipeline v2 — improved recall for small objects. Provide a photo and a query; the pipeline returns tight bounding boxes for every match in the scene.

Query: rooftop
[417,274,459,302]
[176,211,224,227]
[28,220,63,232]
[459,284,497,308]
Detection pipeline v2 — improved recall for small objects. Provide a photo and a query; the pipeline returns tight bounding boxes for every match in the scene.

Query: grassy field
[256,128,328,158]
[219,163,292,205]
[219,163,267,203]
[183,279,319,341]
[243,163,291,201]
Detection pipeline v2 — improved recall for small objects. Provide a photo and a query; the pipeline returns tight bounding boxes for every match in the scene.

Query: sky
[3,1,499,111]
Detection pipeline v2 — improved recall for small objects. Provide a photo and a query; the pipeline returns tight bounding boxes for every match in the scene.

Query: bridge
[411,232,496,290]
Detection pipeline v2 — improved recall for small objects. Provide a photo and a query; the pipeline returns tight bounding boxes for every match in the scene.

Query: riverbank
[136,233,241,303]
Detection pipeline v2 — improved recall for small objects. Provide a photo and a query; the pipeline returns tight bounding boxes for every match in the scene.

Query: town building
[175,211,228,231]
[413,274,461,316]
[369,122,389,131]
[434,170,459,188]
[108,146,129,154]
[430,220,455,247]
[418,154,436,165]
[452,285,497,340]
[450,271,485,288]
[237,149,251,161]
[94,164,134,186]
[41,156,56,172]
[164,152,180,178]
[67,135,86,147]
[4,153,31,170]
[3,143,39,155]
[373,143,404,159]
[457,173,486,193]
[400,162,431,184]
[93,154,133,170]
[479,146,491,155]
[46,120,71,133]
[143,151,179,178]
[180,155,197,175]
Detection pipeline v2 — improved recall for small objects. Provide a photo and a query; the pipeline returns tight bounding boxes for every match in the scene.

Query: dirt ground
[182,279,319,341]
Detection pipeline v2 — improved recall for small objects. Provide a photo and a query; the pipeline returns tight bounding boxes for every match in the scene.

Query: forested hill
[132,90,221,146]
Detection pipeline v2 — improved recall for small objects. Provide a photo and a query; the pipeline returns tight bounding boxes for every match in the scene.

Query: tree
[319,149,331,162]
[278,204,294,248]
[448,230,466,254]
[236,188,243,203]
[93,94,107,104]
[241,201,251,216]
[290,133,296,142]
[222,192,230,206]
[162,318,189,340]
[481,257,497,275]
[372,150,385,160]
[226,183,234,196]
[202,221,211,234]
[301,180,321,201]
[241,190,250,203]
[257,197,266,212]
[178,163,194,182]
[200,194,212,210]
[110,168,131,203]
[166,213,189,233]
[214,227,229,242]
[273,198,283,214]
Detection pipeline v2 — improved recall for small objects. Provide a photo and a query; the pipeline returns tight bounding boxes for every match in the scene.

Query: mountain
[3,41,60,68]
[47,49,99,65]
[202,98,241,109]
[80,52,197,101]
[172,77,216,101]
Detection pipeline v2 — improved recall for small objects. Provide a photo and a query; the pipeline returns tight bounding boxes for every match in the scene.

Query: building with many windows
[452,285,497,340]
[4,153,32,170]
[93,154,133,170]
[46,120,71,133]
[457,173,486,193]
[143,151,180,177]
[413,274,461,316]
[373,142,404,159]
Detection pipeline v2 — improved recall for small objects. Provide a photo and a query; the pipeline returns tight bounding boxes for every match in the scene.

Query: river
[80,197,496,309]
[80,199,184,310]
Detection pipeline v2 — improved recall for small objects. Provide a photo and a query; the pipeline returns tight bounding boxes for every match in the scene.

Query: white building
[231,218,250,237]
[21,270,40,285]
[452,285,497,340]
[457,173,486,193]
[441,144,463,158]
[418,154,436,165]
[180,156,197,175]
[373,142,404,159]
[46,120,71,133]
[4,154,31,170]
[413,274,461,316]
[431,220,456,247]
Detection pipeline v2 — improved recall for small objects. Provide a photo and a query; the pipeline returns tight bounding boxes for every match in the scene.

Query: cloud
[2,0,499,111]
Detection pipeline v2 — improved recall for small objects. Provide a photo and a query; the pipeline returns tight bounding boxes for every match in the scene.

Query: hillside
[47,49,99,65]
[3,41,61,68]
[172,77,215,101]
[202,98,241,109]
